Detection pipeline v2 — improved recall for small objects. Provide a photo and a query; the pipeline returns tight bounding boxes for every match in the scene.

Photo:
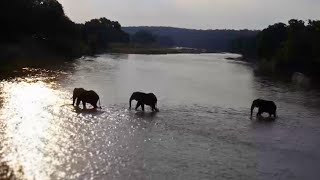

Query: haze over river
[1,54,320,180]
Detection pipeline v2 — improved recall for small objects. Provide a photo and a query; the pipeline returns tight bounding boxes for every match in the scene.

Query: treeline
[232,19,320,80]
[83,18,129,53]
[0,0,129,63]
[130,30,175,47]
[123,26,259,52]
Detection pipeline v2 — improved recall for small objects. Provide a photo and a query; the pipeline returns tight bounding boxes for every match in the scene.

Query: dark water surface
[1,54,320,180]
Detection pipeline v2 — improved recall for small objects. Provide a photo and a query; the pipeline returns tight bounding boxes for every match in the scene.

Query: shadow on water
[131,111,158,121]
[73,106,105,115]
[0,162,22,180]
[251,115,276,122]
[250,115,277,129]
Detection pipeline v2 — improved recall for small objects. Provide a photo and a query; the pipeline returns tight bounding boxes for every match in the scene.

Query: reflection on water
[0,54,320,179]
[0,72,73,179]
[0,68,154,179]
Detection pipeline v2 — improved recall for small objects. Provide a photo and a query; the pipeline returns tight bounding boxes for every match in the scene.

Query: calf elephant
[73,88,101,110]
[129,92,159,112]
[251,99,277,118]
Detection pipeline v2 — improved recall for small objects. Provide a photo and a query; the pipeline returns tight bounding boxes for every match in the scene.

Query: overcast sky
[58,0,320,30]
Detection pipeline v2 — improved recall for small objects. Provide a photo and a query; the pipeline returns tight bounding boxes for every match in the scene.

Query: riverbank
[232,19,320,85]
[0,41,76,75]
[108,43,207,54]
[0,41,209,73]
[234,55,320,89]
[0,45,208,75]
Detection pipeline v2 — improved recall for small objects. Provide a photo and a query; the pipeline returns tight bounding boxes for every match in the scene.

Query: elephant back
[144,93,157,105]
[148,93,157,101]
[80,90,99,103]
[87,90,99,99]
[261,99,277,111]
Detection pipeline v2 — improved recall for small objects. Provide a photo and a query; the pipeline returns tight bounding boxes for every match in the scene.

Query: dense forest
[0,0,128,64]
[123,26,259,52]
[232,19,320,81]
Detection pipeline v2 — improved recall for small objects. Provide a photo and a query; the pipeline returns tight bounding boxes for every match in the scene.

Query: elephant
[72,88,101,110]
[129,92,159,112]
[251,99,277,118]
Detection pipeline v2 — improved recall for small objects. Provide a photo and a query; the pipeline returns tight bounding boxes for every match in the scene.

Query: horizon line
[122,25,262,31]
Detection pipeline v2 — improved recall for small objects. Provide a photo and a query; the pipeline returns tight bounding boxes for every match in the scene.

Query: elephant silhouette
[129,92,159,112]
[73,88,101,110]
[251,99,277,118]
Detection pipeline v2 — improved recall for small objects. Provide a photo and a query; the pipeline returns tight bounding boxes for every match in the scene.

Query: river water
[0,53,320,180]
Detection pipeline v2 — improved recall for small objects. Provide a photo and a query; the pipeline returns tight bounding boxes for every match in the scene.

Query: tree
[131,30,156,44]
[83,18,129,53]
[257,23,288,59]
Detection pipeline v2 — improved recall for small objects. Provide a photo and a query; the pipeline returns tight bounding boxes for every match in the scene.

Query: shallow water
[1,53,320,180]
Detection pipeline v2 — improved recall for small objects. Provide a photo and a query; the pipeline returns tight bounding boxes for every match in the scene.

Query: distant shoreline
[108,44,213,55]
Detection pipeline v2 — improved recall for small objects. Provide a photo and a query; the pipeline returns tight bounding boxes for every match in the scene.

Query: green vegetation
[232,19,320,81]
[1,0,83,58]
[0,0,129,68]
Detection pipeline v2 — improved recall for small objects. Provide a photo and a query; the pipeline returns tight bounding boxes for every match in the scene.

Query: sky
[58,0,320,30]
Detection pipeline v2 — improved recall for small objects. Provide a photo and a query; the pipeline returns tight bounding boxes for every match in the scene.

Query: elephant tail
[98,99,102,109]
[155,102,160,112]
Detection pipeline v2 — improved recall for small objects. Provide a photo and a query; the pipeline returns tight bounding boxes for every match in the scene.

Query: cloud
[57,0,320,29]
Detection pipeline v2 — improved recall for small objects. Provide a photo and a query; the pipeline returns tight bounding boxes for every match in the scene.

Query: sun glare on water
[0,75,73,179]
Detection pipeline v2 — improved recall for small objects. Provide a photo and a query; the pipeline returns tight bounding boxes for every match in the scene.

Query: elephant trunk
[129,96,134,110]
[98,99,102,109]
[72,96,76,106]
[250,104,255,117]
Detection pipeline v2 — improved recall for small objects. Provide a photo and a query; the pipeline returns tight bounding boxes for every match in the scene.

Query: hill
[123,26,259,52]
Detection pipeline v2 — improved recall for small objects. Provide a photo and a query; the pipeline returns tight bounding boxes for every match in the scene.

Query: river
[0,53,320,180]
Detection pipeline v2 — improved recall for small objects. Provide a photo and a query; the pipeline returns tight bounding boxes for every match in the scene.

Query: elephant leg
[271,111,276,118]
[257,108,262,116]
[151,105,156,112]
[89,100,97,109]
[141,104,145,111]
[93,103,98,109]
[135,101,142,110]
[76,99,81,107]
[83,101,87,109]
